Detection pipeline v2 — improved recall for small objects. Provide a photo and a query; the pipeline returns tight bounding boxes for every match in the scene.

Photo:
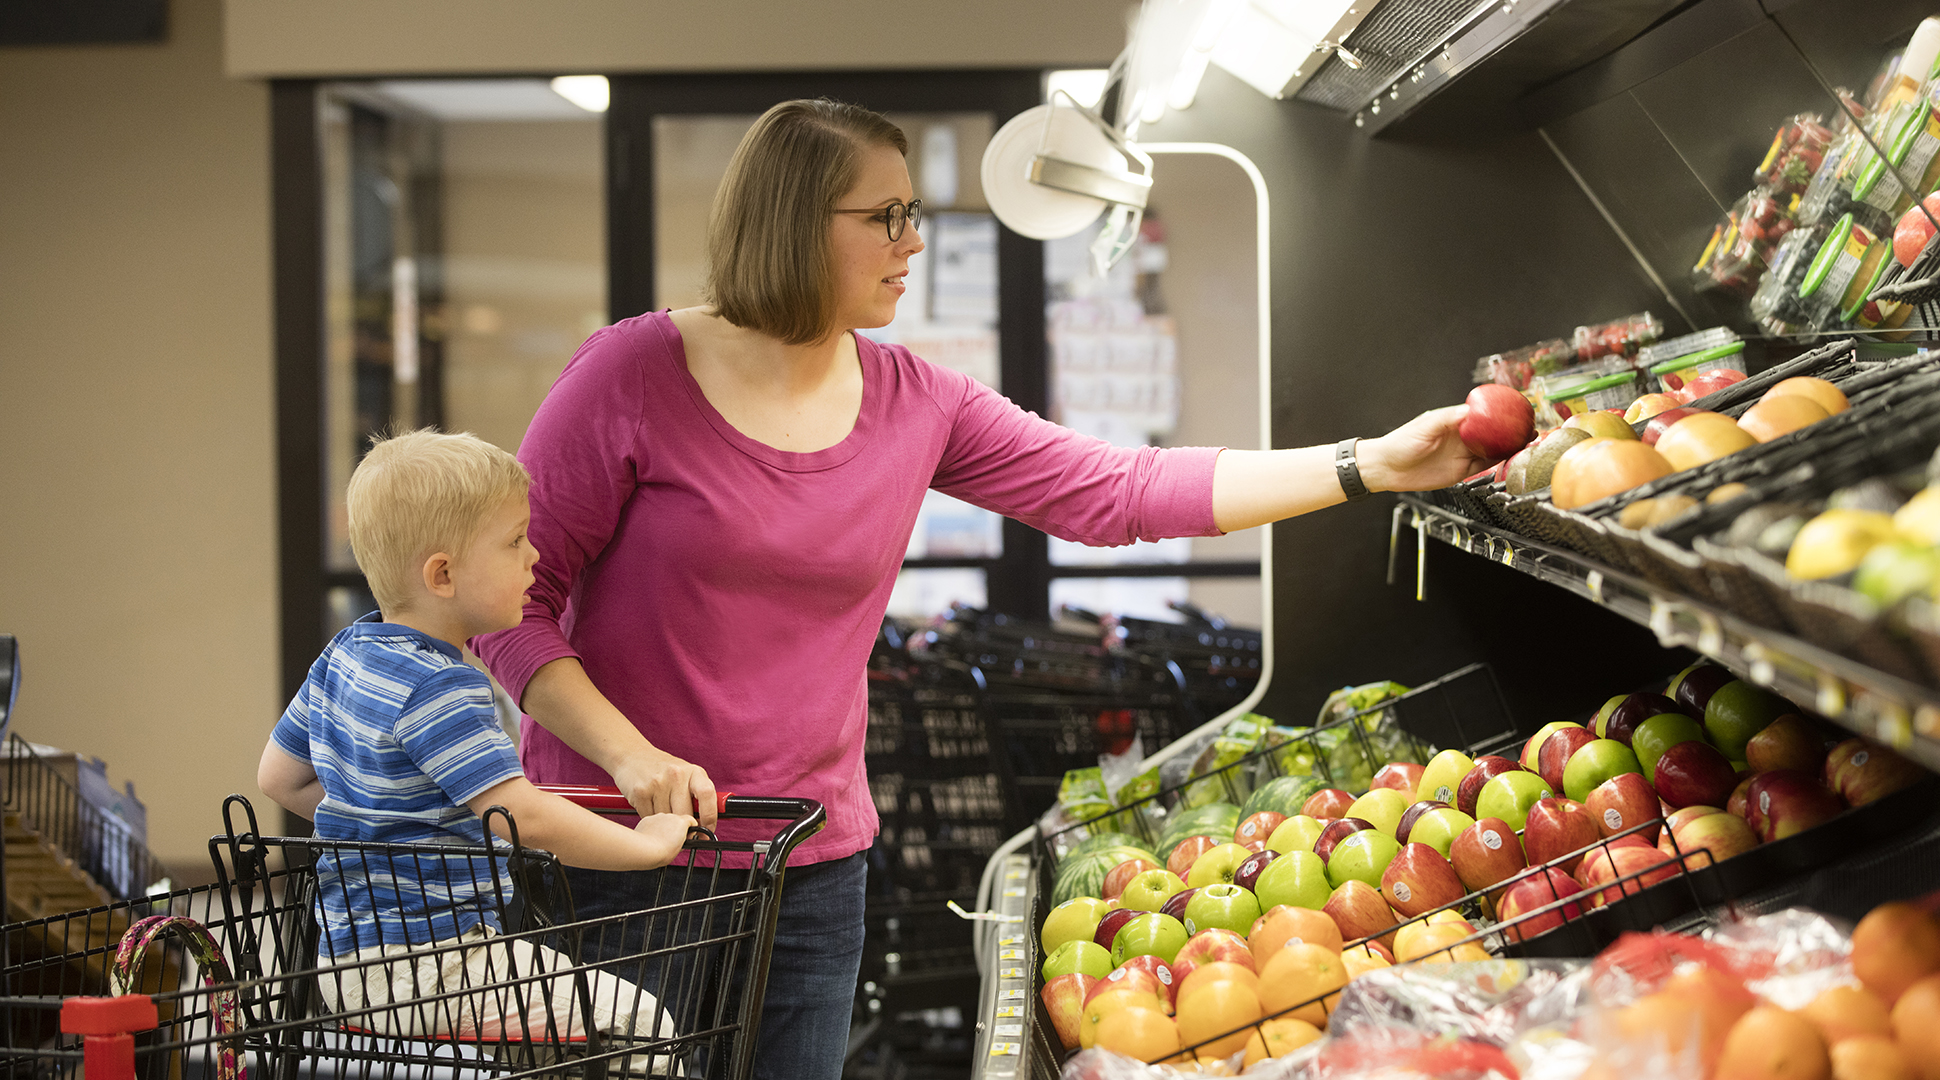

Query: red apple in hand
[1302,788,1356,820]
[1371,762,1426,795]
[1522,797,1600,876]
[1537,727,1599,793]
[1496,867,1584,942]
[1449,817,1526,900]
[1651,740,1739,810]
[1041,972,1097,1050]
[1457,756,1525,817]
[1587,773,1662,844]
[1461,384,1536,460]
[1380,843,1466,918]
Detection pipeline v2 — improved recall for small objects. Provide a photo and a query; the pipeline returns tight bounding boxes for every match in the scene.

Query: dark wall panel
[1137,68,1668,727]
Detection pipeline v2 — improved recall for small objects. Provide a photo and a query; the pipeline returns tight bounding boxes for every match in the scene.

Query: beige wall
[225,0,1130,78]
[0,0,275,876]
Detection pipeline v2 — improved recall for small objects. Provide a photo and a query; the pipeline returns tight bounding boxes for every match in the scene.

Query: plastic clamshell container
[1548,370,1640,419]
[1797,213,1891,328]
[1649,340,1748,393]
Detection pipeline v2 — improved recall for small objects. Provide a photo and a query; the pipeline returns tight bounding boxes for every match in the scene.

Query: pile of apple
[1489,375,1851,514]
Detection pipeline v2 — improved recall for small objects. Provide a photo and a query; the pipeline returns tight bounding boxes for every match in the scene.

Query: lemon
[1785,509,1898,579]
[1894,487,1940,545]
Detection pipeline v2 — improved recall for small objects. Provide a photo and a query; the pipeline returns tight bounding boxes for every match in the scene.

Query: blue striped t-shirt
[271,614,525,956]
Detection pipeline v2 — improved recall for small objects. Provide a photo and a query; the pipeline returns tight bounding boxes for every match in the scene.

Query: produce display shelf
[969,852,1050,1079]
[1398,494,1940,768]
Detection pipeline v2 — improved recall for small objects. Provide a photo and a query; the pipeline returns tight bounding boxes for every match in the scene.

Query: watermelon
[1051,845,1153,905]
[1240,775,1327,822]
[1154,803,1241,865]
[1066,831,1149,860]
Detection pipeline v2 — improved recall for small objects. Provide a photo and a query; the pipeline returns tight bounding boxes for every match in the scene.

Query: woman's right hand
[613,748,720,829]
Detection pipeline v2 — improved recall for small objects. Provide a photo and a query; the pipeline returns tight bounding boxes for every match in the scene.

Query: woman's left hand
[1359,405,1496,493]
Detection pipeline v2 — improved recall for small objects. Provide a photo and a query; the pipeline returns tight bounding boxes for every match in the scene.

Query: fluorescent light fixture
[1046,69,1110,109]
[550,75,610,113]
[1211,0,1366,99]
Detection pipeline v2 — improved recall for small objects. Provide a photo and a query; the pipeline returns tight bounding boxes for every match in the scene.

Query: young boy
[258,429,694,1055]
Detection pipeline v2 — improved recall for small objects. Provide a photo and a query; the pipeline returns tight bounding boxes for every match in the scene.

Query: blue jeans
[560,852,866,1080]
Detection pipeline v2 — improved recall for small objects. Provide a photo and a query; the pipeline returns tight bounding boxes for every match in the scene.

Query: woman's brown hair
[704,99,908,345]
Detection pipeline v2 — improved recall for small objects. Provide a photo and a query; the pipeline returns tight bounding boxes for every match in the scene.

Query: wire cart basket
[0,787,824,1080]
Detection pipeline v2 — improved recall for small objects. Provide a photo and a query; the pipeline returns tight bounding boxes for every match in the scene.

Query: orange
[1248,905,1343,965]
[1175,960,1260,1006]
[1342,943,1391,980]
[1078,985,1167,1049]
[1257,942,1348,1027]
[1738,395,1830,442]
[1392,910,1474,959]
[1795,984,1891,1044]
[1828,1035,1915,1080]
[1714,1004,1829,1080]
[1241,1017,1323,1066]
[1394,922,1489,964]
[1764,376,1849,415]
[1655,411,1757,470]
[1092,1004,1181,1063]
[1616,971,1754,1078]
[1853,903,1940,1004]
[1889,973,1940,1078]
[1174,978,1262,1060]
[1551,438,1675,509]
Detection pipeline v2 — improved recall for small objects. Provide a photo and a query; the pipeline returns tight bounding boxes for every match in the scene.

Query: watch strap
[1335,437,1370,502]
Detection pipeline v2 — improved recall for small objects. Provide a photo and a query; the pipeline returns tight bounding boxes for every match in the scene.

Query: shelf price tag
[1695,611,1724,656]
[1585,570,1605,605]
[1816,673,1846,718]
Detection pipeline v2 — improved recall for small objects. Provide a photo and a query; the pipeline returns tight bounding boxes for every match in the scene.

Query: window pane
[1049,576,1262,631]
[887,568,987,620]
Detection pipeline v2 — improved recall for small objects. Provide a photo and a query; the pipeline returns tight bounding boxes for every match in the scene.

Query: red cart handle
[539,783,730,815]
[538,785,820,826]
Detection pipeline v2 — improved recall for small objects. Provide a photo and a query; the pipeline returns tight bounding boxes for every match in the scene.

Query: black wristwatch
[1335,438,1371,502]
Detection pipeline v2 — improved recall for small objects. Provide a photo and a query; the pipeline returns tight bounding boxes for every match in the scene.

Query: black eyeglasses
[832,199,923,242]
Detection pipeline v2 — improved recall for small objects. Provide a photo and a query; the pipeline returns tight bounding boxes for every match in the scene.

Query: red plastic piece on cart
[538,784,731,816]
[60,995,158,1035]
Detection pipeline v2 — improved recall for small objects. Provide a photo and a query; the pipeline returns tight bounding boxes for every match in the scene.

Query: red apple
[1895,192,1940,268]
[1744,770,1845,843]
[1456,756,1525,817]
[1112,953,1176,1008]
[1726,775,1756,820]
[1824,738,1928,807]
[1041,972,1097,1050]
[1651,740,1739,810]
[1496,868,1584,942]
[1101,858,1160,902]
[1587,773,1662,844]
[1625,393,1685,426]
[1683,371,1746,401]
[1159,887,1198,924]
[1302,788,1356,820]
[1085,963,1167,1007]
[1461,384,1536,460]
[1577,845,1681,907]
[1604,692,1689,747]
[1379,842,1467,918]
[1449,817,1526,900]
[1640,407,1706,446]
[1664,805,1723,833]
[1233,811,1287,847]
[1672,664,1737,718]
[1313,817,1375,864]
[1670,811,1758,871]
[1165,836,1219,880]
[1094,908,1141,951]
[1744,714,1826,775]
[1395,800,1450,846]
[1522,797,1600,876]
[1324,879,1400,950]
[1537,727,1599,793]
[1370,762,1427,795]
[1233,848,1278,893]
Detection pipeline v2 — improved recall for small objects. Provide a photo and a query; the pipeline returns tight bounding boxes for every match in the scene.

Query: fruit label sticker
[1157,967,1172,984]
[1436,786,1453,802]
[1604,808,1623,830]
[1759,791,1772,814]
[1853,751,1870,767]
[1392,881,1413,904]
[1185,919,1198,933]
[1482,830,1503,850]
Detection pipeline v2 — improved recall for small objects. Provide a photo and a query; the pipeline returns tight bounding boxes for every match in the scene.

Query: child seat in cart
[0,787,825,1080]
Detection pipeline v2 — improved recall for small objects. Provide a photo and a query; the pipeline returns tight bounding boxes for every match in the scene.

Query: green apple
[1042,939,1112,981]
[1561,739,1643,803]
[1415,749,1476,805]
[1521,721,1583,771]
[1475,771,1553,832]
[1041,896,1113,954]
[1265,815,1325,855]
[1185,842,1254,888]
[1345,788,1410,836]
[1109,912,1189,967]
[1703,681,1790,761]
[1252,849,1329,910]
[1631,713,1706,785]
[1182,882,1262,936]
[1593,695,1628,739]
[1324,830,1402,890]
[1403,806,1475,858]
[1119,868,1187,912]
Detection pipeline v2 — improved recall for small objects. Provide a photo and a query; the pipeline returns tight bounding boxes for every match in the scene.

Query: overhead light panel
[1209,0,1377,100]
[1046,69,1111,109]
[550,75,610,113]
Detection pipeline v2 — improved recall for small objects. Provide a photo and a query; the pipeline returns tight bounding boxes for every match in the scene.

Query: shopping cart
[0,786,824,1080]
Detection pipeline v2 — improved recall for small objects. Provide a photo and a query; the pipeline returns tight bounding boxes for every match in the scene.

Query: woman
[474,98,1488,1079]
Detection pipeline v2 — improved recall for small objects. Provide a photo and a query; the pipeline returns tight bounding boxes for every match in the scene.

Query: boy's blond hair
[347,429,531,615]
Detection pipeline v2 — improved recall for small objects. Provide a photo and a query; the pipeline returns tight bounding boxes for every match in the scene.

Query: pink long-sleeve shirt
[473,310,1223,865]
